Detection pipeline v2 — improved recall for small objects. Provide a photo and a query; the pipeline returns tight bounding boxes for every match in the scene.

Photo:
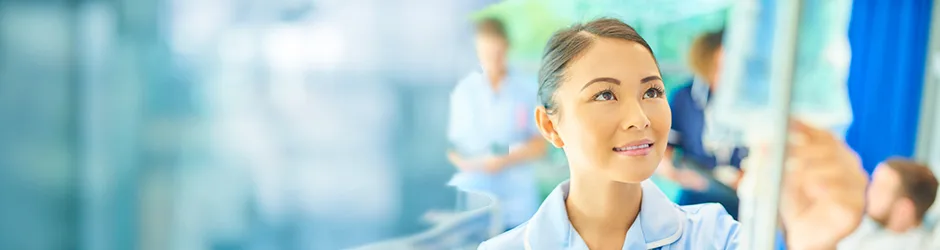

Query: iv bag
[704,0,854,149]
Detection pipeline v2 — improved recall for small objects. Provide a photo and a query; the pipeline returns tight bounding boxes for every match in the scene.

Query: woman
[479,18,867,249]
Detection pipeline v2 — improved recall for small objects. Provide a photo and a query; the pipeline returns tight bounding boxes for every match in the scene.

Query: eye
[643,87,665,99]
[593,90,617,101]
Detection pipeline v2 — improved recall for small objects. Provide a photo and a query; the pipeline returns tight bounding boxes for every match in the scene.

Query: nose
[620,100,651,131]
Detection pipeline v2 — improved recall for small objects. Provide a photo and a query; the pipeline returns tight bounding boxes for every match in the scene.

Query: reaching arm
[480,136,548,173]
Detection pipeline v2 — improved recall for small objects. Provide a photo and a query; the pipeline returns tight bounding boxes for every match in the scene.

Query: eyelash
[593,87,617,101]
[592,86,666,101]
[645,86,666,99]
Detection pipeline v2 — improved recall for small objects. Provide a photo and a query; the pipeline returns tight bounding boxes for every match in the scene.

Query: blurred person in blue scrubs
[656,29,745,218]
[446,18,547,230]
[479,18,868,250]
[838,158,938,249]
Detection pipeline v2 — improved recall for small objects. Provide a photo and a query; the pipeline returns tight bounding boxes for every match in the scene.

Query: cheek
[645,101,672,141]
[563,105,620,160]
[577,104,621,140]
[867,191,890,213]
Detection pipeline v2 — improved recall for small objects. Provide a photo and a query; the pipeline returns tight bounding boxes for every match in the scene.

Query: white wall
[916,0,940,230]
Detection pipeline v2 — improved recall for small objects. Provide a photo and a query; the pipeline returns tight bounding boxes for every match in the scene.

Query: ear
[896,198,918,221]
[535,106,564,148]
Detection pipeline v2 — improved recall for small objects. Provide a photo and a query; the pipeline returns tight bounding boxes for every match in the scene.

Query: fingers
[787,144,834,163]
[780,169,809,220]
[799,161,860,198]
[781,120,866,221]
[789,119,836,144]
[787,146,863,182]
[779,121,867,249]
[787,129,859,174]
[787,120,846,166]
[783,157,866,219]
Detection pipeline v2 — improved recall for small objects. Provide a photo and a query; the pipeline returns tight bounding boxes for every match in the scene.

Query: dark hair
[537,18,656,115]
[883,158,938,220]
[688,29,725,79]
[476,18,509,42]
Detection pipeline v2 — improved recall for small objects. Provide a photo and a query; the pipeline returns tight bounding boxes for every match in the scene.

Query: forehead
[562,37,659,86]
[476,32,507,43]
[873,164,901,186]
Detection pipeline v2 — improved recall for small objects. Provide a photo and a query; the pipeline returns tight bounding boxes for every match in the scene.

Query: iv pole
[736,0,802,249]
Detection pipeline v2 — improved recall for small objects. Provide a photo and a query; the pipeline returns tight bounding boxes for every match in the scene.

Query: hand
[676,168,709,191]
[713,166,742,189]
[482,156,507,174]
[658,159,709,191]
[657,159,678,179]
[780,120,867,250]
[448,151,475,172]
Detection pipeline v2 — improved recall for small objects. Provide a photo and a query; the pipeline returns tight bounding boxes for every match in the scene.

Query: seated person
[838,158,938,249]
[658,29,747,218]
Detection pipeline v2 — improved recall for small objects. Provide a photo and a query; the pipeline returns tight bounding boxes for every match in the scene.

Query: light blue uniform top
[447,70,540,228]
[479,180,740,249]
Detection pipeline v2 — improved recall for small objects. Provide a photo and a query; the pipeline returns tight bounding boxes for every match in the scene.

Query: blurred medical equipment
[707,0,853,146]
[351,187,502,250]
[708,0,854,249]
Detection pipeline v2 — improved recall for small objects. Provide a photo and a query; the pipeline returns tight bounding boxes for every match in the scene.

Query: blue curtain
[845,0,933,174]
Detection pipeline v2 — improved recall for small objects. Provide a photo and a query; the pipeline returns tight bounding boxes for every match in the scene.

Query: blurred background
[2,0,940,249]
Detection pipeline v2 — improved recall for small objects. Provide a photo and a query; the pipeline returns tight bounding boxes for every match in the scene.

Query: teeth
[615,144,651,151]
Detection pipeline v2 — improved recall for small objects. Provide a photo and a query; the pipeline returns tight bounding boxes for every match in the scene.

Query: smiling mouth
[613,143,653,152]
[613,142,654,156]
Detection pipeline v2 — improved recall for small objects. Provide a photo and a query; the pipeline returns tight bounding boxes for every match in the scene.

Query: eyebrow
[580,75,662,91]
[580,77,620,91]
[641,75,663,83]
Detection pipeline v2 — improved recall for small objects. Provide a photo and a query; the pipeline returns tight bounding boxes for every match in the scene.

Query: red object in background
[516,105,529,131]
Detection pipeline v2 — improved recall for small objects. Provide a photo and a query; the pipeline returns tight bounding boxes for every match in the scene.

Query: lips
[613,139,654,156]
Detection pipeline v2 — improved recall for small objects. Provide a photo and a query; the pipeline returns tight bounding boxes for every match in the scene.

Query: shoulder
[477,222,529,250]
[676,203,740,249]
[453,72,484,97]
[507,72,539,99]
[669,84,695,105]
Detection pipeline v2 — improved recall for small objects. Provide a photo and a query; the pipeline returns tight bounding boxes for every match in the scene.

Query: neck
[486,68,506,91]
[566,172,642,246]
[706,77,718,91]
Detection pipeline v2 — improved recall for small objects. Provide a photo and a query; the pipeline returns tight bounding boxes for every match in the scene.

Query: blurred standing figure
[657,30,746,218]
[838,158,938,249]
[446,18,546,230]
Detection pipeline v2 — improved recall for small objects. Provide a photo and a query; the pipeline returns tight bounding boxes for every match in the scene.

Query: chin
[607,159,659,183]
[868,213,889,226]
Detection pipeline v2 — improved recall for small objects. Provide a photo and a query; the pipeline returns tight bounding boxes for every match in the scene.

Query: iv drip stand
[736,0,802,249]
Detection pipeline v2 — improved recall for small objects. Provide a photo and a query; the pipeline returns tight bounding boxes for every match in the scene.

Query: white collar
[523,180,684,249]
[691,77,711,110]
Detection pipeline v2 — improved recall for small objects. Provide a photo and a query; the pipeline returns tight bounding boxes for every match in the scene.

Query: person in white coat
[447,18,546,230]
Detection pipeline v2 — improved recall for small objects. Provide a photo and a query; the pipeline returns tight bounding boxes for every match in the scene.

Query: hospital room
[2,0,940,249]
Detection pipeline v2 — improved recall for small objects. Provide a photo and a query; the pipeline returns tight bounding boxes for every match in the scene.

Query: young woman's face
[542,38,670,183]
